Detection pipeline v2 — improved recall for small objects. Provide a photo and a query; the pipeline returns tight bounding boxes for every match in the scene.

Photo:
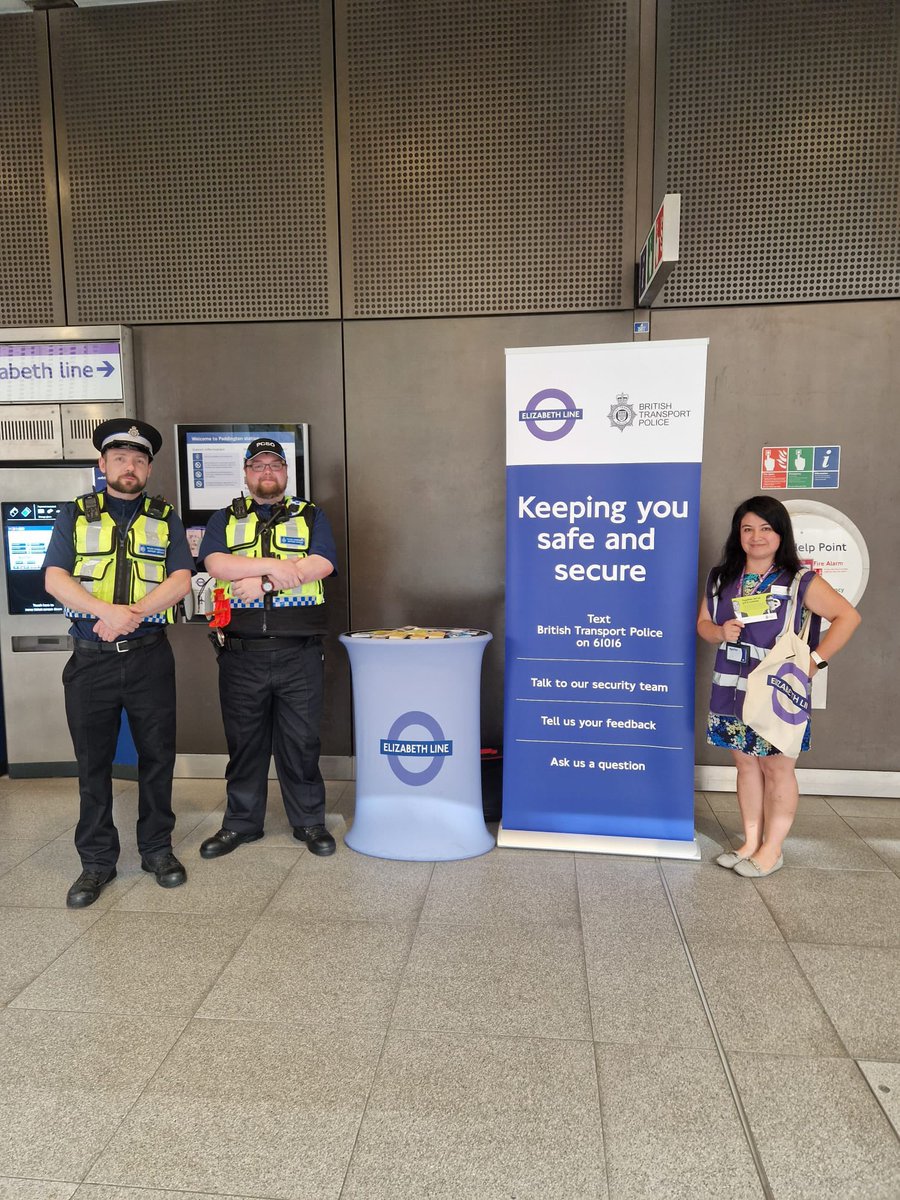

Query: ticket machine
[0,325,135,775]
[0,468,93,774]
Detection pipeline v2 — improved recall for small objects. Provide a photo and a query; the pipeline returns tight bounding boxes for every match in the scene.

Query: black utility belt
[73,630,166,654]
[218,634,322,652]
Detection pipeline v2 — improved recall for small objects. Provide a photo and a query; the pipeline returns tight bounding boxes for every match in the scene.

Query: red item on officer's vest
[209,588,231,629]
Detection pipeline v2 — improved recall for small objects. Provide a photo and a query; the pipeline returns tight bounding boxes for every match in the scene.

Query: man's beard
[108,474,144,495]
[249,478,285,502]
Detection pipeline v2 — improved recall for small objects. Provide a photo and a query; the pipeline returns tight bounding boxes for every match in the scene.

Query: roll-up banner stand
[501,339,708,859]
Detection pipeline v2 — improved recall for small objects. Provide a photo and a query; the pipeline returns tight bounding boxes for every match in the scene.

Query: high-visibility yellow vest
[216,496,324,610]
[65,491,175,624]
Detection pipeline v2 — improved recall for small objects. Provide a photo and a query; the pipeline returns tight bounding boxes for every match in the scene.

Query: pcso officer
[197,437,337,858]
[43,419,194,907]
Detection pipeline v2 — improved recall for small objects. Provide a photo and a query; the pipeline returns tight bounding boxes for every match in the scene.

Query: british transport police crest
[607,393,636,432]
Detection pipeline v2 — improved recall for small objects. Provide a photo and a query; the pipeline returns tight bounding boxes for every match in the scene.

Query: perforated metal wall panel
[338,0,634,317]
[656,0,900,306]
[0,17,62,327]
[52,0,338,323]
[0,405,60,461]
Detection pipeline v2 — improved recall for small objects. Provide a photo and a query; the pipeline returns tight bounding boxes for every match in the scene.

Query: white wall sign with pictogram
[785,500,869,709]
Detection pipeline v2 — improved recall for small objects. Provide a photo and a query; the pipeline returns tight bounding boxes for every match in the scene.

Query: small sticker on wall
[761,445,840,490]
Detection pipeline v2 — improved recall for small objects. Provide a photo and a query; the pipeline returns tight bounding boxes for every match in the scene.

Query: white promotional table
[340,629,494,861]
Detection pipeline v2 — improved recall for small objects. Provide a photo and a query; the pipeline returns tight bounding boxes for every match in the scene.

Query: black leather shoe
[141,850,187,888]
[66,867,117,909]
[199,827,264,859]
[293,824,336,856]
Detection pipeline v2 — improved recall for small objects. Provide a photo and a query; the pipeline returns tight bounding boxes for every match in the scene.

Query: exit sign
[637,194,681,307]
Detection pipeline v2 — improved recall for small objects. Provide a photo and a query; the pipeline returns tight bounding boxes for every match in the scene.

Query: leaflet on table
[349,626,485,639]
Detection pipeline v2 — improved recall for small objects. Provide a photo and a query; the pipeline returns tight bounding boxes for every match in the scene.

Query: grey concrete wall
[343,312,635,746]
[653,301,898,769]
[131,322,351,756]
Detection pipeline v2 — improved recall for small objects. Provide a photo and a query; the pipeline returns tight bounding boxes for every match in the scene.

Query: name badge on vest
[726,642,750,664]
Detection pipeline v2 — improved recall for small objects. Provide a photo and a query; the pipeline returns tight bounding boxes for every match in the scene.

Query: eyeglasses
[246,461,286,474]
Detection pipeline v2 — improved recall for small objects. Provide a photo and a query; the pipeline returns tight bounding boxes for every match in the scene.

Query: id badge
[725,641,750,665]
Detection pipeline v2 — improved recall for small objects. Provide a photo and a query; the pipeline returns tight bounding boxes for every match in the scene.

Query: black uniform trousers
[63,635,178,870]
[216,637,326,833]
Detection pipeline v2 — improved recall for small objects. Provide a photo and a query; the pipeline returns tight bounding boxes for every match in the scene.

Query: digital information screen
[175,423,310,535]
[2,501,64,615]
[186,429,300,511]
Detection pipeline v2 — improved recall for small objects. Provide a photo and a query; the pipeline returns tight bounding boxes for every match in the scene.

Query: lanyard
[740,564,777,597]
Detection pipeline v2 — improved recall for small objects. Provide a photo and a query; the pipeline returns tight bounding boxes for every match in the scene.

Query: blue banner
[502,340,708,857]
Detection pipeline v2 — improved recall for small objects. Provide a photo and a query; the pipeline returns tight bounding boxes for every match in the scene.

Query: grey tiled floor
[0,775,898,1199]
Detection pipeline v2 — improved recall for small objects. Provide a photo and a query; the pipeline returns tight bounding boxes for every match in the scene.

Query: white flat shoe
[733,854,784,878]
[716,849,752,869]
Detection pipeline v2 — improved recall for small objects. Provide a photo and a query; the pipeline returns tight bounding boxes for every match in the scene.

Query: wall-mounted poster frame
[175,423,311,531]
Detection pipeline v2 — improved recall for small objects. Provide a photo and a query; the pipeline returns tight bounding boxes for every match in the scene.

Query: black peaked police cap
[92,418,162,461]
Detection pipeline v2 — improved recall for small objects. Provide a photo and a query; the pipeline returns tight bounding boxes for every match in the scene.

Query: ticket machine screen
[2,502,64,615]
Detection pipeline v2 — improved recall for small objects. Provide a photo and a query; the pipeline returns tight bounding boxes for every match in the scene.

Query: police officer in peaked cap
[92,417,163,460]
[43,417,195,907]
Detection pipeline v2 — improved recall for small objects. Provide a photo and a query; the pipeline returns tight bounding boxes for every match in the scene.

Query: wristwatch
[260,575,275,595]
[811,651,828,669]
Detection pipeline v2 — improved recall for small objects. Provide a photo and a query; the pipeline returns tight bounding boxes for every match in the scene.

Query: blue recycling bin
[340,629,494,861]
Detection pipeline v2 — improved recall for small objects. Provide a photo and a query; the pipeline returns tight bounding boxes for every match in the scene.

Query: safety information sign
[761,445,840,490]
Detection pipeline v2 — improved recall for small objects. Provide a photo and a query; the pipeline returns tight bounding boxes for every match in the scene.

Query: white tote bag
[741,572,812,757]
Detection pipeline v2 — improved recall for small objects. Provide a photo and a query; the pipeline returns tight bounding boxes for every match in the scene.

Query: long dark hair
[710,495,803,591]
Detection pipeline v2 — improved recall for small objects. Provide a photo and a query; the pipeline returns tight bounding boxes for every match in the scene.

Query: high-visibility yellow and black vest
[214,495,324,611]
[64,491,175,625]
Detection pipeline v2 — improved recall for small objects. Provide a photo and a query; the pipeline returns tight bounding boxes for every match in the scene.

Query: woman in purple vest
[697,496,860,877]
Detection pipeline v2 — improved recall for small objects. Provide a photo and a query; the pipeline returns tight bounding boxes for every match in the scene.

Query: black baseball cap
[244,437,287,464]
[92,418,162,460]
